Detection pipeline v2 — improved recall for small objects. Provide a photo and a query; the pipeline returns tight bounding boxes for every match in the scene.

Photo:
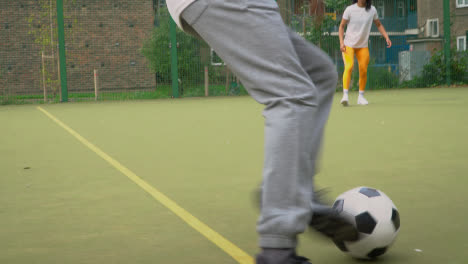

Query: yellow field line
[37,106,254,264]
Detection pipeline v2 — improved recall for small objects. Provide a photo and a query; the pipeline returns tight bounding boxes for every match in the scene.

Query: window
[457,36,467,51]
[456,0,468,8]
[397,1,405,17]
[426,19,439,38]
[375,0,385,18]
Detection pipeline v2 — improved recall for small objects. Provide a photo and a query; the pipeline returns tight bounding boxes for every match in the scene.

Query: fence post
[443,0,451,86]
[204,66,209,96]
[42,52,47,102]
[169,17,179,98]
[94,69,99,101]
[225,67,229,94]
[56,0,68,102]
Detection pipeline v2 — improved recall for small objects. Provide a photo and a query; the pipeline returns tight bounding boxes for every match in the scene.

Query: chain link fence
[1,0,466,104]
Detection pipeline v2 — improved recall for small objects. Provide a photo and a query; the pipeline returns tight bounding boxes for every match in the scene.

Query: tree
[141,7,203,87]
[27,0,78,100]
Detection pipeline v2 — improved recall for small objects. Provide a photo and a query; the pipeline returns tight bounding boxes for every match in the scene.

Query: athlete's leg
[181,0,317,250]
[356,47,370,105]
[356,47,370,92]
[341,47,355,106]
[288,29,336,182]
[288,31,358,244]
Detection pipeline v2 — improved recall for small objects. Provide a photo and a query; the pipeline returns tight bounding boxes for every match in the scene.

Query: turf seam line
[37,106,254,264]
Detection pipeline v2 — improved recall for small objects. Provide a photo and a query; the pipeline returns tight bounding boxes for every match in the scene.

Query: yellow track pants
[342,47,370,91]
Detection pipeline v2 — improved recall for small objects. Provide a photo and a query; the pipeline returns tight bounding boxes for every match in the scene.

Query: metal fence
[0,0,467,104]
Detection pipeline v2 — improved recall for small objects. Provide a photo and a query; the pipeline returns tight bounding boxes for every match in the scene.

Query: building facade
[408,0,468,53]
[278,0,466,85]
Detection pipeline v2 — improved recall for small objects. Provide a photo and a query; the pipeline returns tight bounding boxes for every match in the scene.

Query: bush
[141,7,204,86]
[367,66,399,90]
[401,49,468,88]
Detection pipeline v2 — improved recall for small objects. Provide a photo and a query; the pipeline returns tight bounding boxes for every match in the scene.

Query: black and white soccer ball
[332,187,400,259]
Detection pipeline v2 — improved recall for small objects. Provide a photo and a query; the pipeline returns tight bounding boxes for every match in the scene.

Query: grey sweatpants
[181,0,337,249]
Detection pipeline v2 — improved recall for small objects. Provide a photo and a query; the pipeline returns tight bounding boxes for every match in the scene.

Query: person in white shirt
[166,0,358,263]
[338,0,392,106]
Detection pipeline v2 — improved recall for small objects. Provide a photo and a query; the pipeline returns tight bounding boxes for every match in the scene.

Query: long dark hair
[352,0,372,11]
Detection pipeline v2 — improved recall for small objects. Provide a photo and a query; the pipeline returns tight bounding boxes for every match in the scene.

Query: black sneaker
[290,255,312,264]
[253,186,359,242]
[309,189,359,242]
[309,207,358,242]
[256,249,312,264]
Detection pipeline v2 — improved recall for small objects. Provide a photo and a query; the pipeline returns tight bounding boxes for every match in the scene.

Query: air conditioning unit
[399,50,431,82]
[425,19,439,38]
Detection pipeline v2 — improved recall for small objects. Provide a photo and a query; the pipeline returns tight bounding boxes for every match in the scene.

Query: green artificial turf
[1,87,467,264]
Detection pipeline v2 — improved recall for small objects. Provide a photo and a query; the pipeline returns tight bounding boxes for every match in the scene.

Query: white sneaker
[340,94,349,106]
[357,95,369,105]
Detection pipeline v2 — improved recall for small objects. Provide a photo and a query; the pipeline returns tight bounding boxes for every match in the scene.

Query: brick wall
[417,0,444,37]
[0,1,43,95]
[0,0,156,96]
[416,0,468,49]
